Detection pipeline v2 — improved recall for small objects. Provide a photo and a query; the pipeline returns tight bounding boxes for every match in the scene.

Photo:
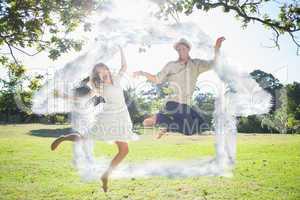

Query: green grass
[0,124,299,200]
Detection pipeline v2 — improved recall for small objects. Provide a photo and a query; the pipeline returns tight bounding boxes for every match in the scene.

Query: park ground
[0,124,299,200]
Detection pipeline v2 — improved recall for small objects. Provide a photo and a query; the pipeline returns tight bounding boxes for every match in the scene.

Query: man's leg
[143,115,157,127]
[143,101,179,128]
[143,114,170,139]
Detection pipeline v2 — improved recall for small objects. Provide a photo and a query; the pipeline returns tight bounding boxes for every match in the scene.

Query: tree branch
[200,1,299,32]
[288,32,300,55]
[10,45,43,57]
[175,0,300,53]
[4,40,18,65]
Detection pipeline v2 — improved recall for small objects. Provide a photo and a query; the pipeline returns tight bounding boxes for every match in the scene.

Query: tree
[287,115,300,133]
[286,82,300,120]
[0,0,101,122]
[0,0,101,91]
[228,69,287,133]
[124,87,152,126]
[238,115,269,133]
[0,58,43,122]
[261,88,290,134]
[250,69,283,112]
[124,84,174,126]
[158,0,300,54]
[193,89,215,128]
[0,0,100,64]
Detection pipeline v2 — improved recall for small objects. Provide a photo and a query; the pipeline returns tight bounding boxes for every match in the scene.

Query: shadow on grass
[29,128,72,138]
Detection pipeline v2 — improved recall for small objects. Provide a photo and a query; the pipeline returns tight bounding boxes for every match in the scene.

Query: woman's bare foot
[101,172,109,192]
[51,136,66,151]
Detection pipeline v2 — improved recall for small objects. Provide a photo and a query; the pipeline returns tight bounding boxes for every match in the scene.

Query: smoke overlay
[32,0,272,180]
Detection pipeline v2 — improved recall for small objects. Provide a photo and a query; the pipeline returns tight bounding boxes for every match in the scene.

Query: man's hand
[133,71,144,78]
[133,70,159,84]
[215,36,225,50]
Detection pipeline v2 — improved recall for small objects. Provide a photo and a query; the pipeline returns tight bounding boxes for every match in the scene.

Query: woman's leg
[51,133,81,151]
[101,141,129,192]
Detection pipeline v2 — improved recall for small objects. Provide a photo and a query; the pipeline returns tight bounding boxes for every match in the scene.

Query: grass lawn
[0,124,299,200]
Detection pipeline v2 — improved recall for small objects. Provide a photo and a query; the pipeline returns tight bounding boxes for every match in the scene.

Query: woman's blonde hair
[90,62,113,89]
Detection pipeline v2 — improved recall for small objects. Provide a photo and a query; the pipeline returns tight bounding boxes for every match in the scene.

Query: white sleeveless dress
[90,73,139,142]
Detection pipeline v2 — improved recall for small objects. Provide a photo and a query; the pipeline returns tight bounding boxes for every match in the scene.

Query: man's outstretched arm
[133,71,160,84]
[195,36,225,73]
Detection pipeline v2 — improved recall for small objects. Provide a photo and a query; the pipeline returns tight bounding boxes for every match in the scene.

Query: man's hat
[173,38,192,50]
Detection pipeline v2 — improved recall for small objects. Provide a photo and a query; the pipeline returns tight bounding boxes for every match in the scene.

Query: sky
[2,1,299,88]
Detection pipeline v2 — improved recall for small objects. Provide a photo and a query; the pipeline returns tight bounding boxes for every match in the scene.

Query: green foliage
[261,89,290,134]
[193,90,215,127]
[0,50,43,122]
[286,82,300,120]
[0,53,64,124]
[238,115,269,133]
[250,69,283,112]
[54,114,67,124]
[0,0,102,103]
[239,71,300,134]
[0,0,101,60]
[124,87,150,125]
[0,0,103,124]
[124,84,172,126]
[262,84,300,134]
[250,69,283,91]
[287,116,300,133]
